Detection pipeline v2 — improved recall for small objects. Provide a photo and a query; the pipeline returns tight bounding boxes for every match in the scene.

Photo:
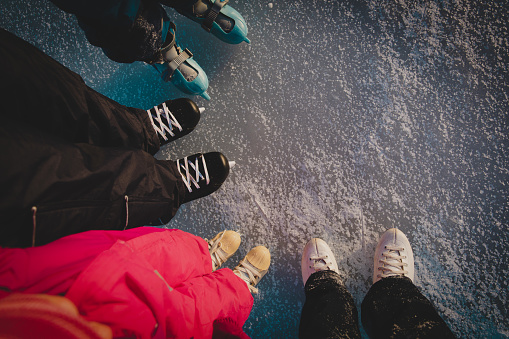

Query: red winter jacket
[0,227,253,338]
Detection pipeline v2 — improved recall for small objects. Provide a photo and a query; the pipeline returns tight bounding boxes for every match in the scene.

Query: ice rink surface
[1,0,508,337]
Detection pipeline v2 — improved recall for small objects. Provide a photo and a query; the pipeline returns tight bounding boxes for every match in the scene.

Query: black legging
[299,271,456,339]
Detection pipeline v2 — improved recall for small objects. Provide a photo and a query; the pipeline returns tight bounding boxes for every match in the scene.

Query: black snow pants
[0,28,186,248]
[299,271,456,339]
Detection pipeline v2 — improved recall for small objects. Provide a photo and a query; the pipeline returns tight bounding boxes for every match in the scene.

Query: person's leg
[299,270,361,339]
[0,120,185,247]
[0,27,160,154]
[165,242,270,338]
[79,0,167,64]
[0,114,232,248]
[125,229,240,285]
[299,238,361,339]
[361,276,456,339]
[48,0,166,64]
[0,227,168,296]
[29,228,248,337]
[49,0,210,98]
[99,228,253,338]
[167,268,254,338]
[361,228,455,339]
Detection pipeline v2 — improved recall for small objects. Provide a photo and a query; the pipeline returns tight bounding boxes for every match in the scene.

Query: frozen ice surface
[1,0,508,337]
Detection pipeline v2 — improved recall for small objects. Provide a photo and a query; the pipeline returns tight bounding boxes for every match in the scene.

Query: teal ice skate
[153,22,210,100]
[171,0,250,45]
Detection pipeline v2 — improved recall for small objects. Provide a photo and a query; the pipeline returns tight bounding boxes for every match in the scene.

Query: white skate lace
[377,245,408,279]
[147,102,183,141]
[309,255,334,272]
[177,154,210,192]
[235,259,264,294]
[207,231,228,271]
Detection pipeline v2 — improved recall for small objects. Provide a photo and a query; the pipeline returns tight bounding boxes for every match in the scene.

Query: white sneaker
[301,238,339,285]
[233,246,271,294]
[373,228,414,284]
[206,230,241,271]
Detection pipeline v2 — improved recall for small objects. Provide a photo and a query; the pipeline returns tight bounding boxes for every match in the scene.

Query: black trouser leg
[299,270,361,339]
[0,27,160,154]
[0,121,185,248]
[0,29,186,247]
[73,0,170,63]
[361,277,456,339]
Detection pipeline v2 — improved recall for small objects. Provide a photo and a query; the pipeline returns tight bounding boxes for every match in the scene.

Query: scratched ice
[1,0,508,337]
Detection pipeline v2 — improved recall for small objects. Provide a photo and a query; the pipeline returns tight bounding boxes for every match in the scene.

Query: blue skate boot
[152,22,210,100]
[163,0,249,45]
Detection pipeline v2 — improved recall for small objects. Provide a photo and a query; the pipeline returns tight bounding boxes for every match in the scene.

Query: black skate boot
[177,152,234,203]
[147,152,235,226]
[147,98,202,146]
[147,152,234,226]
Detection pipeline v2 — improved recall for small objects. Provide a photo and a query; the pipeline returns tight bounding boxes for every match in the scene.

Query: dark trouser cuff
[299,270,361,339]
[361,276,456,339]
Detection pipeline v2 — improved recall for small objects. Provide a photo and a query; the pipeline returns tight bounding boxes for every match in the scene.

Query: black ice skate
[177,152,234,203]
[146,152,234,227]
[147,98,202,146]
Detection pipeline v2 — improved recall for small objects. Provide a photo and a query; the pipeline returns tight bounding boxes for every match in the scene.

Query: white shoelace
[377,245,408,279]
[309,255,334,272]
[177,154,210,192]
[208,231,228,271]
[235,259,263,294]
[147,102,183,141]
